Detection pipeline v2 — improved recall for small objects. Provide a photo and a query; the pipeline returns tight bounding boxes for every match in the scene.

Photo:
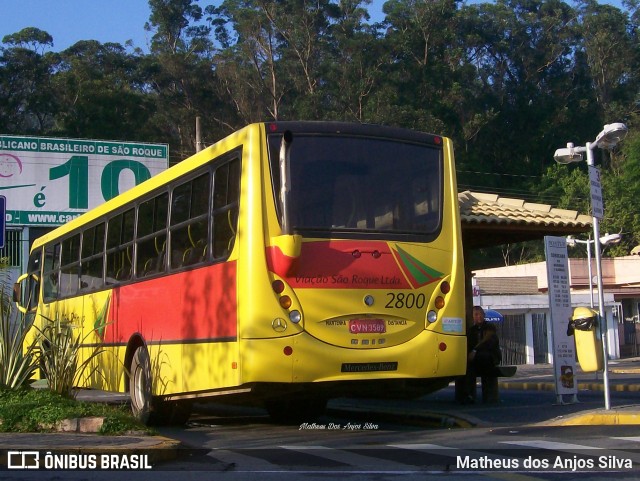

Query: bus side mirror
[13,280,22,304]
[13,273,28,313]
[13,273,38,314]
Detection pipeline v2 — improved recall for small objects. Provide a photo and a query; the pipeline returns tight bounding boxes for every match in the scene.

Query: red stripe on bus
[104,261,238,343]
[267,241,411,289]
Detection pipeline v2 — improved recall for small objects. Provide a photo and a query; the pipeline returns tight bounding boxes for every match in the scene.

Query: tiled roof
[459,191,592,248]
[476,276,539,295]
[459,191,592,228]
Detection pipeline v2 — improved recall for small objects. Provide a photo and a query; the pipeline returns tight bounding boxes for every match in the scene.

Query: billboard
[0,195,4,248]
[0,136,168,226]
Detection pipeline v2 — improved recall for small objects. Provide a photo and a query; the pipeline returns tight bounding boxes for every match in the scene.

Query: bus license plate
[349,318,386,334]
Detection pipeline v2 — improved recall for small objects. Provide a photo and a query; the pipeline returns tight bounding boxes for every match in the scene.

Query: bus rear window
[269,134,442,238]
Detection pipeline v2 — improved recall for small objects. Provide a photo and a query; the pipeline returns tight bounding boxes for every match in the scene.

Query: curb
[611,368,640,374]
[498,381,640,393]
[537,410,640,426]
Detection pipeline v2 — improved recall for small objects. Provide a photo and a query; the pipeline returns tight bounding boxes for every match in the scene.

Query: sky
[0,0,627,53]
[0,0,387,52]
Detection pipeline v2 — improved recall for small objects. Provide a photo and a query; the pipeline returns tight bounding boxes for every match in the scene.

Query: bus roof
[30,123,256,250]
[30,121,448,250]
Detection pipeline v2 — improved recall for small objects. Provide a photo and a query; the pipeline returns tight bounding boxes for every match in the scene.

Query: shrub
[0,282,39,389]
[37,317,106,398]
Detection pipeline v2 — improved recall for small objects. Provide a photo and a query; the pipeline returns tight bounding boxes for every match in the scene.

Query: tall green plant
[0,267,39,389]
[37,317,106,398]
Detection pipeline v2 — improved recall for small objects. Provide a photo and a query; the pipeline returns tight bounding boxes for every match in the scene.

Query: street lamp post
[554,123,628,411]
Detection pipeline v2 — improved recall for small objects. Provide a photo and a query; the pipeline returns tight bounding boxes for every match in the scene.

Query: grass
[0,386,154,435]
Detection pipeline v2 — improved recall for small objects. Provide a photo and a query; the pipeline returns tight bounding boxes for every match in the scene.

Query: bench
[455,365,517,404]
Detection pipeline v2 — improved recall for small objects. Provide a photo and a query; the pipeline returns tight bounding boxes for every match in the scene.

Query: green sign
[0,136,169,226]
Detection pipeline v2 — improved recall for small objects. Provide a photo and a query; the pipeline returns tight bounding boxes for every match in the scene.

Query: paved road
[3,358,640,480]
[149,415,640,480]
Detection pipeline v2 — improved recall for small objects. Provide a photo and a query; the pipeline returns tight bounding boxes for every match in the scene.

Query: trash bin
[570,306,603,372]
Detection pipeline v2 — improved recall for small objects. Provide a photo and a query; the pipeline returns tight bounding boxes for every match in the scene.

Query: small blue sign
[484,309,504,322]
[0,195,5,249]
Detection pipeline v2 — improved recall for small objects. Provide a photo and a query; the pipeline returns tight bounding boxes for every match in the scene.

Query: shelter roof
[459,191,592,249]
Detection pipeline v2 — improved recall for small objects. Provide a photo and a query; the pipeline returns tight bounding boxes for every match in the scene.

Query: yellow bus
[14,121,465,424]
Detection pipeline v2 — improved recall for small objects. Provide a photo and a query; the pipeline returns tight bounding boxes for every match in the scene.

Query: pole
[586,142,611,410]
[586,235,594,308]
[195,116,202,153]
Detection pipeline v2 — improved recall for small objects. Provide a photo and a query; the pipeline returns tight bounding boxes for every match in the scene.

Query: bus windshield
[269,132,443,238]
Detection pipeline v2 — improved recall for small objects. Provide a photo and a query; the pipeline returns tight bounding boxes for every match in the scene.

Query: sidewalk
[328,356,640,428]
[501,356,640,392]
[2,357,640,468]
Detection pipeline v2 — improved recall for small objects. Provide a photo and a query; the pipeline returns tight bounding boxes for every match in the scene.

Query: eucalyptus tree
[319,0,390,122]
[0,28,58,134]
[207,0,289,122]
[209,0,339,121]
[534,2,640,256]
[576,0,640,122]
[53,40,155,141]
[145,0,228,161]
[452,0,594,194]
[380,0,461,132]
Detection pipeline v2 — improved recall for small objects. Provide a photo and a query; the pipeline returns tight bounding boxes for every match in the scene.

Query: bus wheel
[265,398,327,424]
[130,346,153,425]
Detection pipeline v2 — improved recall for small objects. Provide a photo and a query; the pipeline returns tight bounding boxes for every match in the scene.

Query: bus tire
[130,346,153,425]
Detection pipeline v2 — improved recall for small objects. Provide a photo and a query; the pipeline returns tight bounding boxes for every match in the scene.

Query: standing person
[459,306,501,403]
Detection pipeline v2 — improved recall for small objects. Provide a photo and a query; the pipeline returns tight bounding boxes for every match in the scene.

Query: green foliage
[0,387,151,434]
[2,0,640,262]
[0,282,39,390]
[37,317,107,399]
[602,130,640,254]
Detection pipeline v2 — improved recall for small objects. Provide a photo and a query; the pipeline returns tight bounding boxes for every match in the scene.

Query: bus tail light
[283,346,293,356]
[272,276,303,325]
[439,342,447,351]
[290,310,301,323]
[279,295,292,309]
[272,280,285,294]
[427,281,450,324]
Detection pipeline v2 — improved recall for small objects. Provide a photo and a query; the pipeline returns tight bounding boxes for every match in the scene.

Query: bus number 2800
[385,293,426,309]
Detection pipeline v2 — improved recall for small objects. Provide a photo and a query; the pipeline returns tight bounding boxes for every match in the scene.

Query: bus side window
[106,209,134,284]
[80,223,105,291]
[170,172,210,269]
[212,159,240,259]
[43,243,61,303]
[136,192,168,277]
[59,234,81,298]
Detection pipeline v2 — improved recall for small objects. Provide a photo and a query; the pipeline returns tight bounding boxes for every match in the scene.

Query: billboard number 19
[49,155,152,209]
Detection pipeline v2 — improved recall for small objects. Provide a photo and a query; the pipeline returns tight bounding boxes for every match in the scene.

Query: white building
[456,191,640,365]
[473,256,640,364]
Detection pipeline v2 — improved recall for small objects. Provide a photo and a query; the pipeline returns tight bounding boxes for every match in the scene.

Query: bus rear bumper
[240,330,466,384]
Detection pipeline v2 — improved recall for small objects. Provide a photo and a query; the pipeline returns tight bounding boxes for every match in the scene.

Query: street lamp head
[554,142,584,164]
[594,123,628,149]
[599,232,622,246]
